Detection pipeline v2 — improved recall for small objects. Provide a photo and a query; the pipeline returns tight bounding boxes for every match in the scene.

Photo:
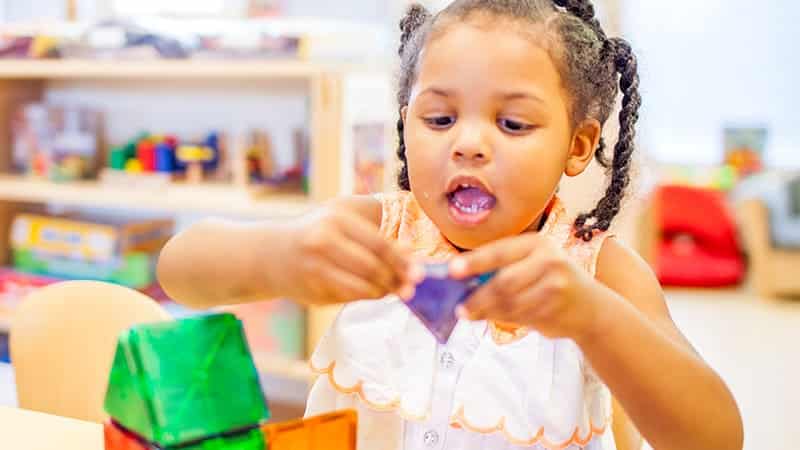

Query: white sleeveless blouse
[304,191,616,450]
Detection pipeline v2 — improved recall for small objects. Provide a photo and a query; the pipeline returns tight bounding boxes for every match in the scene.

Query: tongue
[452,187,495,210]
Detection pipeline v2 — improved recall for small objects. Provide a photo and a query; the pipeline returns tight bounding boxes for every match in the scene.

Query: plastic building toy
[105,314,269,447]
[262,410,357,450]
[103,313,357,450]
[404,263,494,344]
[104,314,269,447]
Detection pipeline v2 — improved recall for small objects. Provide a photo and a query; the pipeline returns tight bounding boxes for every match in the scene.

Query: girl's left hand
[450,233,603,340]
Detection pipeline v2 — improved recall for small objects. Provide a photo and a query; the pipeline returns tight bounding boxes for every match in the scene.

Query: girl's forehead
[412,21,565,100]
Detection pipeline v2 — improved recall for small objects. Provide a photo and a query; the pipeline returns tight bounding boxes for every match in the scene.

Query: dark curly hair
[395,0,641,241]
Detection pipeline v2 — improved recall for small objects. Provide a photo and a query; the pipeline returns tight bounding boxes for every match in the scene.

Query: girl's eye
[498,118,534,134]
[423,116,456,129]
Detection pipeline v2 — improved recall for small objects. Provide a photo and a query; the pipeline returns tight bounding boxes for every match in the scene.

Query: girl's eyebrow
[418,86,455,98]
[498,91,546,104]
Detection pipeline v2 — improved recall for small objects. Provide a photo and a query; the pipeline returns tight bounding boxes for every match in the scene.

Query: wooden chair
[10,281,171,422]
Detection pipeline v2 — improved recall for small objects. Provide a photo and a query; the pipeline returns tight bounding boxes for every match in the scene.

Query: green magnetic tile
[105,313,269,447]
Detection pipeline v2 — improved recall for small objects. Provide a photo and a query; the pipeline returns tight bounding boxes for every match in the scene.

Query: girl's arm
[580,239,743,450]
[157,196,414,309]
[452,235,743,450]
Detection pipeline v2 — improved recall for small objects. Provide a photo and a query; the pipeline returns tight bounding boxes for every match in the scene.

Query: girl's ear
[565,119,602,177]
[401,105,409,125]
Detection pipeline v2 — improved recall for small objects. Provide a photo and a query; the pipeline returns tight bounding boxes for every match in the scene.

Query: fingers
[450,234,541,279]
[324,238,396,292]
[459,250,550,320]
[334,211,416,284]
[313,260,385,303]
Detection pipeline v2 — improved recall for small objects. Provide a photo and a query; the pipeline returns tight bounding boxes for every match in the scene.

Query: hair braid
[553,0,607,40]
[575,38,641,240]
[397,3,431,191]
[553,0,612,168]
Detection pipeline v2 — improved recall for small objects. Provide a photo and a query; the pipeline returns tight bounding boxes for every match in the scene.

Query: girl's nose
[451,126,492,164]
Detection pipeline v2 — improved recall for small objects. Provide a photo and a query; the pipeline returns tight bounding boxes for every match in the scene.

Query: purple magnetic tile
[404,263,492,344]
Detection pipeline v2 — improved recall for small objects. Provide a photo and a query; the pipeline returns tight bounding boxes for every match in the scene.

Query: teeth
[460,183,470,189]
[452,198,484,214]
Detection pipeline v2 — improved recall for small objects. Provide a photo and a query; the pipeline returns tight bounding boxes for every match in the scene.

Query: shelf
[0,59,350,80]
[0,175,313,218]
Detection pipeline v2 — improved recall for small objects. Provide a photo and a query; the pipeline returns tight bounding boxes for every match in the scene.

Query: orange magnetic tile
[262,410,356,450]
[105,421,150,450]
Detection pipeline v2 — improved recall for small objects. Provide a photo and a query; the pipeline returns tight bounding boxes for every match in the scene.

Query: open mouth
[445,176,497,226]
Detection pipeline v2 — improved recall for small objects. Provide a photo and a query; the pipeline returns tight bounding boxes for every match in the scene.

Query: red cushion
[658,185,739,251]
[656,240,745,287]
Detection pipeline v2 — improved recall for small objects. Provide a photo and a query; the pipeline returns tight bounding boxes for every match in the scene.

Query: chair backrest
[10,281,171,422]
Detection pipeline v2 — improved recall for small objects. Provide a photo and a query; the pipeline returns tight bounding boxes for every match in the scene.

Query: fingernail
[399,285,415,301]
[409,264,425,283]
[455,305,468,319]
[450,258,467,277]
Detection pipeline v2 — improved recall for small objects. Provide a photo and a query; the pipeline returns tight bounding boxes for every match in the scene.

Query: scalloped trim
[309,360,429,421]
[451,405,608,450]
[489,321,529,344]
[310,359,609,449]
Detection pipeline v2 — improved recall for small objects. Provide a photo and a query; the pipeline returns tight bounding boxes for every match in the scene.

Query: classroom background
[0,1,796,449]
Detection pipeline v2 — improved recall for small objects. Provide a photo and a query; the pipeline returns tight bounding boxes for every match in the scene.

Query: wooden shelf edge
[0,60,331,80]
[0,176,313,218]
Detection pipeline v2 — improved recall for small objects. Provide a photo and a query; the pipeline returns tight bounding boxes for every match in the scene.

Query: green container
[104,314,270,448]
[12,249,153,288]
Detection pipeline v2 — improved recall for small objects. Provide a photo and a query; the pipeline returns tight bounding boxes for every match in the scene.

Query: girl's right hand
[274,204,419,305]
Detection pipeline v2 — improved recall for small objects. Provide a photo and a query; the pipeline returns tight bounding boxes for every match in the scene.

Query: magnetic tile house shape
[104,421,266,450]
[104,313,270,448]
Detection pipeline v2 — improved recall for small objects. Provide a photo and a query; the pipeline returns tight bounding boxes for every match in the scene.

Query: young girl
[157,1,743,449]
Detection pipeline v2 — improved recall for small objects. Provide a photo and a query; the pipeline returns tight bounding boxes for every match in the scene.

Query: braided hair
[396,0,641,241]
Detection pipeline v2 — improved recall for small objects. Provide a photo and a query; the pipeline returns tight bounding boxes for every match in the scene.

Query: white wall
[622,0,799,168]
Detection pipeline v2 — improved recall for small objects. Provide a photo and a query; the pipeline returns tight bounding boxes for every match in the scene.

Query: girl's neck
[451,209,550,253]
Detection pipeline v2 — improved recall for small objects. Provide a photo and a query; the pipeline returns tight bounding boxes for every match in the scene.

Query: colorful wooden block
[104,313,270,448]
[262,410,357,450]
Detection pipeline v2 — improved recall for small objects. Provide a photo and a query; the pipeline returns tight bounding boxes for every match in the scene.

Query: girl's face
[403,19,600,250]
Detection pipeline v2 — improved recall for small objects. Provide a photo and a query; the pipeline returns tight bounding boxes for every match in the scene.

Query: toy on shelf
[9,212,173,288]
[103,313,357,450]
[106,131,225,184]
[177,145,215,183]
[404,263,495,344]
[724,126,766,178]
[11,103,103,182]
[661,164,740,192]
[352,123,387,195]
[236,128,308,196]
